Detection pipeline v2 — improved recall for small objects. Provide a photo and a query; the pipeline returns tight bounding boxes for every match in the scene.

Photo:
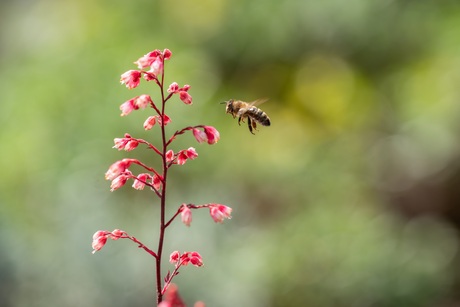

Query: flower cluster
[119,94,153,116]
[169,251,203,267]
[144,114,171,130]
[94,48,232,304]
[92,229,126,254]
[192,126,220,145]
[179,203,232,227]
[167,82,192,105]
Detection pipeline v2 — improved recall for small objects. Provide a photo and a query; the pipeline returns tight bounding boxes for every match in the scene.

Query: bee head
[221,99,234,114]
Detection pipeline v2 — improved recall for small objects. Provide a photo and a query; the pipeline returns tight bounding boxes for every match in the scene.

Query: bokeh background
[2,0,460,306]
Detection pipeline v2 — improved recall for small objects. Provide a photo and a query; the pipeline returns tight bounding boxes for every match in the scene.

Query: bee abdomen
[248,107,271,126]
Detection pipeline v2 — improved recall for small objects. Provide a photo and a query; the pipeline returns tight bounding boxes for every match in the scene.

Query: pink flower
[144,116,156,130]
[92,231,109,254]
[113,136,130,150]
[149,57,164,76]
[132,173,150,190]
[163,49,172,60]
[185,147,198,160]
[180,204,192,227]
[203,126,220,144]
[169,251,180,264]
[105,159,133,180]
[209,204,232,223]
[110,173,131,192]
[158,114,171,126]
[167,82,179,93]
[120,70,141,89]
[152,174,163,190]
[120,98,135,116]
[179,91,192,105]
[165,150,175,163]
[124,140,139,151]
[134,50,161,69]
[109,229,126,240]
[134,94,152,109]
[113,134,138,151]
[181,252,203,267]
[189,252,203,267]
[143,72,157,82]
[176,148,198,165]
[167,83,192,104]
[176,151,188,165]
[192,128,207,143]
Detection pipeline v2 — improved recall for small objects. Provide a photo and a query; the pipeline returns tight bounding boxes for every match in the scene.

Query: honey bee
[222,99,271,134]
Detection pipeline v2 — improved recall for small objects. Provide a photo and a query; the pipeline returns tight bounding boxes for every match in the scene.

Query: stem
[128,235,158,259]
[165,208,182,229]
[161,259,185,295]
[156,56,168,305]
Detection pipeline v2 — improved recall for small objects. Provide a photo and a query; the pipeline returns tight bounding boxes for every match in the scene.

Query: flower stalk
[92,49,232,305]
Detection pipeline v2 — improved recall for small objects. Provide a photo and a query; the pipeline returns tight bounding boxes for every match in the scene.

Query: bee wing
[249,98,269,107]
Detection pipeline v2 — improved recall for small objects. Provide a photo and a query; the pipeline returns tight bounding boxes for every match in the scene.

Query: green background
[2,0,460,306]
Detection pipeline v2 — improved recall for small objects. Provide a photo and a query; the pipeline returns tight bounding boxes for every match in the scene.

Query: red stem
[161,259,185,295]
[165,207,182,228]
[165,125,205,147]
[128,236,158,259]
[165,203,208,228]
[156,56,168,305]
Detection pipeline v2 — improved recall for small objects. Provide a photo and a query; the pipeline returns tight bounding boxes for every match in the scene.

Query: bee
[222,99,271,134]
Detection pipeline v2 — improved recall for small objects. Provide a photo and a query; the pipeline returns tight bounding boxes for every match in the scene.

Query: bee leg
[238,117,242,126]
[252,120,258,131]
[247,117,255,134]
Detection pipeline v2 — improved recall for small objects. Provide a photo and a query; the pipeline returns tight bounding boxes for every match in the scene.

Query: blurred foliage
[1,0,460,306]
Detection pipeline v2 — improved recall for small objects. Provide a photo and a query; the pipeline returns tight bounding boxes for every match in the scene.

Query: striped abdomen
[247,107,271,126]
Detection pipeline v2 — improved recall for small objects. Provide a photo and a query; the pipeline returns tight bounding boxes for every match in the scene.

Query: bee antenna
[220,101,227,104]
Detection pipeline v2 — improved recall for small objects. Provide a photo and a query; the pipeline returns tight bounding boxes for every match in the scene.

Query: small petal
[93,230,110,240]
[109,229,126,240]
[120,70,141,89]
[92,231,109,254]
[143,72,157,81]
[169,251,180,264]
[192,128,207,143]
[165,150,175,163]
[189,252,203,267]
[180,253,190,266]
[203,126,220,145]
[124,139,139,151]
[120,99,135,116]
[150,57,163,76]
[179,91,192,105]
[176,151,188,165]
[134,94,152,109]
[163,49,172,60]
[180,252,203,267]
[132,173,150,190]
[167,82,179,93]
[181,204,192,227]
[134,50,161,69]
[152,174,163,190]
[185,147,198,160]
[110,174,130,192]
[158,114,171,126]
[105,159,133,180]
[113,137,129,150]
[180,84,191,92]
[209,204,232,223]
[144,116,157,130]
